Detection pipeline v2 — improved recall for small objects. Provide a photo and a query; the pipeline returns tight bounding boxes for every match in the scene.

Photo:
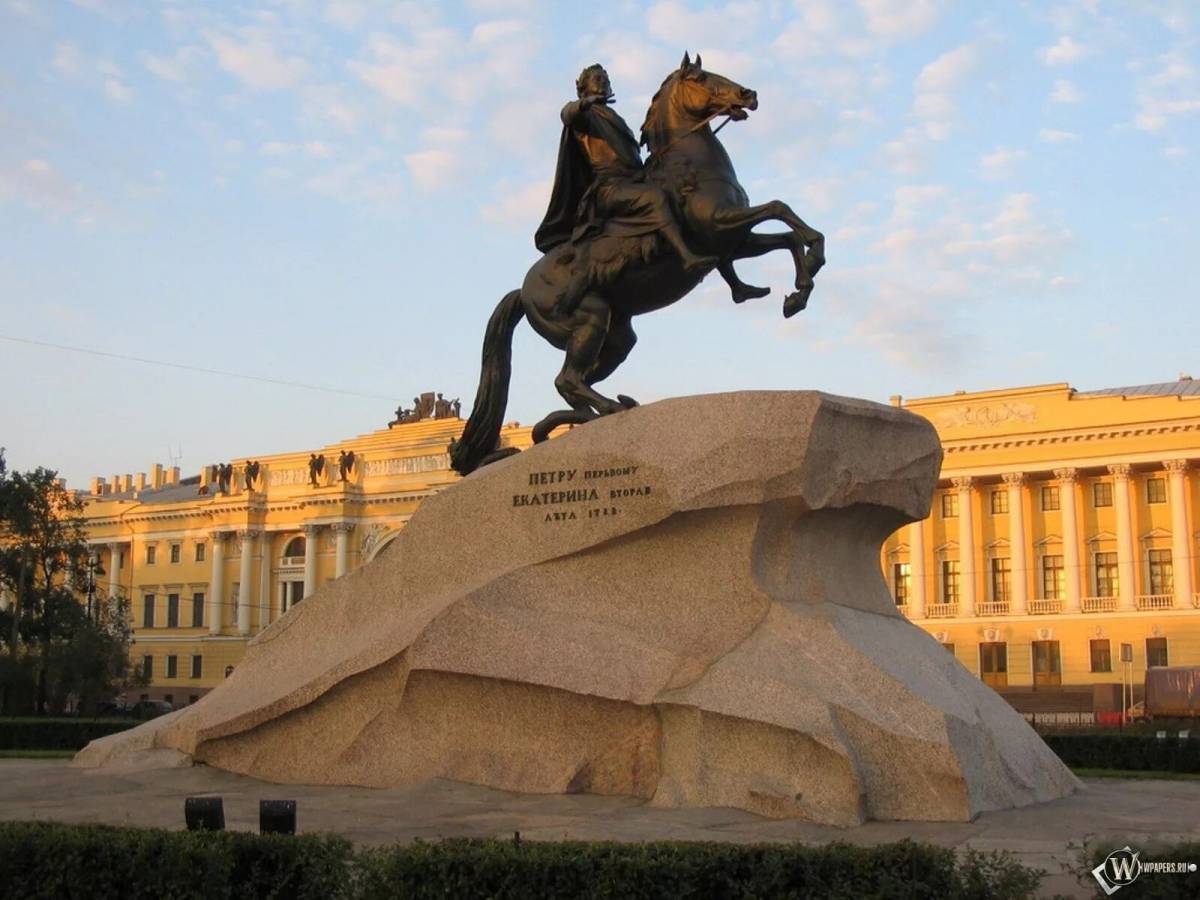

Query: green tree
[0,450,141,714]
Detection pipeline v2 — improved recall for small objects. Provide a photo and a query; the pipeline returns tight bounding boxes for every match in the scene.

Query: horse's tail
[449,289,525,476]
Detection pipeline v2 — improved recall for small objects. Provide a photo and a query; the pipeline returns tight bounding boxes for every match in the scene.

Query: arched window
[283,536,306,559]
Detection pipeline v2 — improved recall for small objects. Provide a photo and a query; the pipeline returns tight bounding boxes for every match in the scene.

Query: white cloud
[348,29,459,106]
[1041,35,1084,66]
[144,46,202,82]
[324,1,368,29]
[103,78,132,102]
[979,147,1027,177]
[645,1,766,50]
[52,42,82,75]
[1050,79,1081,103]
[1131,49,1200,132]
[912,44,977,136]
[1163,145,1188,159]
[304,141,334,159]
[208,33,309,90]
[469,18,527,47]
[857,0,941,40]
[404,149,461,190]
[1037,128,1078,143]
[481,177,551,227]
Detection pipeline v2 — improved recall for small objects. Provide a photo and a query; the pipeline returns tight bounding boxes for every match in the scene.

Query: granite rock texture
[75,392,1080,824]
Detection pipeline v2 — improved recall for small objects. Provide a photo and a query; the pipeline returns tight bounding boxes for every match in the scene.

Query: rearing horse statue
[450,55,825,475]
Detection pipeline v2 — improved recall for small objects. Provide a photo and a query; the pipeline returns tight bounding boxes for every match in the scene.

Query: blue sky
[1,0,1197,488]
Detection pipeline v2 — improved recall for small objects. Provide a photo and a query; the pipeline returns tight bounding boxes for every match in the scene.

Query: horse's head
[676,52,758,121]
[641,52,758,151]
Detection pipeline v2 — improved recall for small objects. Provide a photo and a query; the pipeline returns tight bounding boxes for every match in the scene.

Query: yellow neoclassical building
[7,379,1196,713]
[57,406,532,707]
[883,378,1199,712]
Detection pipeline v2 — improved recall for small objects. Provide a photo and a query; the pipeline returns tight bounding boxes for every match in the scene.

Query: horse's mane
[639,69,681,152]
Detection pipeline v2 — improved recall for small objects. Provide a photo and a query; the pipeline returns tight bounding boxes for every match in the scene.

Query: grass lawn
[1073,767,1200,780]
[0,749,76,759]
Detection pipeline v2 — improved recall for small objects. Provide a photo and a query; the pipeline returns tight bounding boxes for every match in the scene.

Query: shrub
[0,717,140,751]
[1044,734,1200,774]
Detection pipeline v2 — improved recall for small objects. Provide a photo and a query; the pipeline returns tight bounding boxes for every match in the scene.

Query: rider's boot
[661,225,718,274]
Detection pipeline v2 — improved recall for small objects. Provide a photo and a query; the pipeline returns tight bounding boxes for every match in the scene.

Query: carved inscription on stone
[512,465,654,523]
[934,402,1037,430]
[363,454,450,478]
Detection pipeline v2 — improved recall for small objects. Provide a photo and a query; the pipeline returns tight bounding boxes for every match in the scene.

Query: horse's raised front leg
[714,203,825,318]
[718,260,770,303]
[725,230,817,318]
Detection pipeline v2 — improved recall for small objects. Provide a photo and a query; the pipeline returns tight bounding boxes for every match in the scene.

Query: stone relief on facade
[934,402,1037,430]
[269,468,308,487]
[363,454,450,478]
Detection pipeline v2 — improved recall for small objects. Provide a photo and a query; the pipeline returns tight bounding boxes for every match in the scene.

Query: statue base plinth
[76,392,1079,824]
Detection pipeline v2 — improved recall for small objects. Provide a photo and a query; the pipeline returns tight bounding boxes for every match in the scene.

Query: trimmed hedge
[1044,734,1200,774]
[0,822,1043,899]
[1081,841,1200,899]
[0,822,353,900]
[355,837,1042,899]
[0,717,140,751]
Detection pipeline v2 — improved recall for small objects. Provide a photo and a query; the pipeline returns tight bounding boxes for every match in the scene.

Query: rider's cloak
[534,102,644,254]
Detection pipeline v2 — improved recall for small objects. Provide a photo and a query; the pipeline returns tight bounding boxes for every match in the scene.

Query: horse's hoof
[731,284,770,303]
[783,289,810,318]
[616,395,639,409]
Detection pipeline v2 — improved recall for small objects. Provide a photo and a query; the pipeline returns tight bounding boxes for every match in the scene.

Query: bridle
[647,106,740,160]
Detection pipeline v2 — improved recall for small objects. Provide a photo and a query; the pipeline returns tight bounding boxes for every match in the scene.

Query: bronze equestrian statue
[450,55,824,476]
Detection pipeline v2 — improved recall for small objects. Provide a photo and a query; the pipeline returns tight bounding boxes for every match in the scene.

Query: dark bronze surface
[450,56,824,475]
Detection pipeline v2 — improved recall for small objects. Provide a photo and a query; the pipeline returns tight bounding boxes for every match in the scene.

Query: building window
[892,562,911,606]
[166,655,178,679]
[141,655,153,679]
[979,642,1008,688]
[1093,481,1113,507]
[142,594,155,628]
[990,557,1011,603]
[191,592,205,628]
[191,655,203,679]
[283,536,306,559]
[195,543,206,563]
[282,580,304,612]
[1041,485,1060,511]
[1090,639,1112,673]
[1040,555,1064,600]
[1094,552,1119,597]
[1148,549,1174,595]
[117,550,125,569]
[1146,637,1169,668]
[145,544,156,565]
[1146,477,1166,504]
[170,544,181,564]
[941,560,960,604]
[940,493,958,518]
[990,490,1008,515]
[1032,640,1062,687]
[167,593,179,628]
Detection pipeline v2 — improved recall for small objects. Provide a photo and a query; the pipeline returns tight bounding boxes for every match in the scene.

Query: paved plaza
[1,761,1197,897]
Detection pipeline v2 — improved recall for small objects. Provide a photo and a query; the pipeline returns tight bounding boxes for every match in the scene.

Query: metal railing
[976,601,1010,616]
[926,602,959,618]
[1137,594,1174,610]
[1081,595,1118,613]
[280,556,305,567]
[1028,598,1063,615]
[895,603,911,618]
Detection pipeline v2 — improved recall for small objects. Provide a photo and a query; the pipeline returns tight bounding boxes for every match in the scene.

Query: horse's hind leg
[583,312,639,408]
[554,295,624,415]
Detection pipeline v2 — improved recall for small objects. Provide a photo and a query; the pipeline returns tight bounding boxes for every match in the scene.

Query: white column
[1002,473,1028,614]
[333,523,354,578]
[1109,464,1137,610]
[302,524,321,599]
[209,532,228,634]
[0,585,9,612]
[908,519,926,619]
[953,476,976,616]
[1055,468,1082,612]
[237,529,258,636]
[107,542,122,599]
[258,532,272,632]
[1164,460,1193,608]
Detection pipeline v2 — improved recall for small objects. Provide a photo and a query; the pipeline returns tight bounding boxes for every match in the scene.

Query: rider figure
[535,64,717,316]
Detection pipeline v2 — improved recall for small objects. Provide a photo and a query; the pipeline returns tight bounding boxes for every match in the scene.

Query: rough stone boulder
[76,392,1079,824]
